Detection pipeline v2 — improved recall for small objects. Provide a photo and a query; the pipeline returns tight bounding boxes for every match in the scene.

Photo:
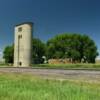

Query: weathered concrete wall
[14,22,33,67]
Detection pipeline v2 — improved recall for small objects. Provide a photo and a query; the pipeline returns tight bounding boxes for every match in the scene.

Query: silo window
[18,35,22,39]
[18,27,22,32]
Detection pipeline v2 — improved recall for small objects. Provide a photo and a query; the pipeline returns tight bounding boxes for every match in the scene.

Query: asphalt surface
[0,67,100,82]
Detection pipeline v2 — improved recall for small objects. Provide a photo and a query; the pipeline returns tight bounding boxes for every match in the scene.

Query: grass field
[32,63,100,69]
[0,73,100,100]
[0,62,100,70]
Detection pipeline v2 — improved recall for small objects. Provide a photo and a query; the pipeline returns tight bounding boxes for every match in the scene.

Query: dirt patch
[0,67,100,83]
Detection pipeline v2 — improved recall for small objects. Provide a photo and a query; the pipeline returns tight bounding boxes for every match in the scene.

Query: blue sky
[0,0,100,59]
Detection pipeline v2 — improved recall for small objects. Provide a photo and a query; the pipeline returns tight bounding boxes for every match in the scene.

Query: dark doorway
[19,62,22,66]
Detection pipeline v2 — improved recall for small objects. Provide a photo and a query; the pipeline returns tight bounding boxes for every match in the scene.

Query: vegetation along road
[0,67,100,83]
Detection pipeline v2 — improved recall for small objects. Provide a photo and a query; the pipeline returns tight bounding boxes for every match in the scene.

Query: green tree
[3,45,14,63]
[81,35,99,63]
[32,38,46,64]
[46,33,98,63]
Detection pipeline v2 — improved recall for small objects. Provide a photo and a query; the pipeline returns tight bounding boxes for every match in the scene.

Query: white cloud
[0,49,3,59]
[0,48,2,54]
[0,51,2,55]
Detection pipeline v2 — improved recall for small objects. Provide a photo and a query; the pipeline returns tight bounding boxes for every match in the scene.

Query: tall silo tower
[14,22,33,67]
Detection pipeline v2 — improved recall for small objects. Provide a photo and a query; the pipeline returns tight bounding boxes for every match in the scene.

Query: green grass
[0,63,10,67]
[0,63,100,70]
[0,73,100,100]
[32,63,100,70]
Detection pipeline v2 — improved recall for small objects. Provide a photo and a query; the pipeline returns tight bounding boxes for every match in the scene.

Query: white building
[14,22,33,67]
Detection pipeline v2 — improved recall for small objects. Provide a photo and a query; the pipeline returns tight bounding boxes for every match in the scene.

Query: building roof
[15,22,33,27]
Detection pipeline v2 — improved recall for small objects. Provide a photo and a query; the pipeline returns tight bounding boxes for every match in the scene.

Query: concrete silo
[14,22,33,67]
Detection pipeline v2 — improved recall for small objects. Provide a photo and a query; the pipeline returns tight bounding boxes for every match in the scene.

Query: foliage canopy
[3,33,99,64]
[46,33,98,63]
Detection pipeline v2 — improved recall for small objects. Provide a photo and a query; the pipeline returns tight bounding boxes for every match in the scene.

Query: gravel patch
[0,67,100,83]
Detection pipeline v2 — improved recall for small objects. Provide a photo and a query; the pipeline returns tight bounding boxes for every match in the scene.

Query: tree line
[3,33,99,64]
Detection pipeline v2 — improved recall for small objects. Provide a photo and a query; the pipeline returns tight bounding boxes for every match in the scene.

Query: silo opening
[19,62,22,66]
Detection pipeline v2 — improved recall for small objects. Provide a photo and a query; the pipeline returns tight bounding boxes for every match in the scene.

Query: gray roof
[15,22,33,27]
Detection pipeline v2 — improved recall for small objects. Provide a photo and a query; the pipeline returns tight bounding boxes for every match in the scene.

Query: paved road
[0,67,100,82]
